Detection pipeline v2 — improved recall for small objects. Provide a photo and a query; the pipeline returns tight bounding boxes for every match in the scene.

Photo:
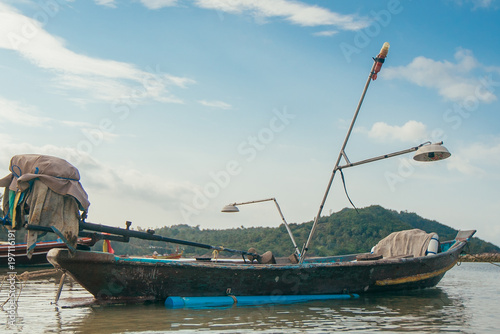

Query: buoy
[426,233,439,255]
[165,294,359,309]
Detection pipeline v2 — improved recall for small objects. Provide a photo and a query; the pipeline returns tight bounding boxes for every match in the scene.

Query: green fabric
[8,190,15,218]
[7,190,25,219]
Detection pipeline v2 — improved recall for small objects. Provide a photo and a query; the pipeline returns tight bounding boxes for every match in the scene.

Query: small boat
[0,238,93,267]
[152,249,183,260]
[47,229,475,302]
[139,249,184,260]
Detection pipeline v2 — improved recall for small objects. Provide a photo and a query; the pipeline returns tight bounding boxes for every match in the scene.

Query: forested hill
[1,205,498,257]
[105,205,498,257]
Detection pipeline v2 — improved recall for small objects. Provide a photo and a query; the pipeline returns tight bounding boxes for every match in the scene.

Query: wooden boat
[147,246,184,259]
[6,43,478,304]
[153,250,183,259]
[0,238,93,266]
[46,230,475,303]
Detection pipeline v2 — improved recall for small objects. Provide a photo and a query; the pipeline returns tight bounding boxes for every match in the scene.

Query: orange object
[103,239,114,254]
[372,42,390,80]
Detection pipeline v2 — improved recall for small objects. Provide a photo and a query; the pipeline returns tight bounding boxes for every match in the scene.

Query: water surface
[1,262,498,333]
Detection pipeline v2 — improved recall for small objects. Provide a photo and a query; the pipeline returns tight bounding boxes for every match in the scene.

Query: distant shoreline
[460,253,500,262]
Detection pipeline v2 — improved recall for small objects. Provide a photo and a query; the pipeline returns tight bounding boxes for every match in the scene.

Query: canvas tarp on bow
[371,229,435,258]
[0,154,89,258]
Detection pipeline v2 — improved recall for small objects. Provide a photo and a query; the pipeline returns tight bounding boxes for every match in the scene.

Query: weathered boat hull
[47,240,467,303]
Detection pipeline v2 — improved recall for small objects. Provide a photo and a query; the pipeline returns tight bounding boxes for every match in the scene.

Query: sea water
[1,262,499,333]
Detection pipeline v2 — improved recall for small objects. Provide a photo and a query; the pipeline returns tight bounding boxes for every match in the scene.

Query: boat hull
[47,241,466,303]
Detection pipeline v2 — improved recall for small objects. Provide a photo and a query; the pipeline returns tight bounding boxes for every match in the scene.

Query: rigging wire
[339,168,359,214]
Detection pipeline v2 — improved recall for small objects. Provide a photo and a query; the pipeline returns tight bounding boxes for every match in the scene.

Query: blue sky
[1,0,499,248]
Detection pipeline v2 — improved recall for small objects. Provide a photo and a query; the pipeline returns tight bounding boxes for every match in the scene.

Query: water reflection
[67,288,466,333]
[2,263,498,333]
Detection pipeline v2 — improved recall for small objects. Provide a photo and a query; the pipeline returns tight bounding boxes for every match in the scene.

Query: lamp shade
[413,143,451,162]
[221,205,239,213]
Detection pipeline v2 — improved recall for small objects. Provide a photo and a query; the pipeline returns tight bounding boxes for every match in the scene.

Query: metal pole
[337,146,420,170]
[25,222,259,257]
[232,198,276,206]
[272,199,301,257]
[55,273,66,303]
[300,43,389,264]
[233,198,301,257]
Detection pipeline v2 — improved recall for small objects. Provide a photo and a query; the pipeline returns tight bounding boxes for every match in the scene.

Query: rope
[0,269,59,310]
[0,215,11,226]
[10,165,77,181]
[11,165,22,178]
[0,273,27,311]
[17,269,58,280]
[460,244,500,267]
[464,253,500,267]
[226,288,237,305]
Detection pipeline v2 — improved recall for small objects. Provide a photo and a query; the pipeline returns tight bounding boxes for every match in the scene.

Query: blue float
[165,294,359,309]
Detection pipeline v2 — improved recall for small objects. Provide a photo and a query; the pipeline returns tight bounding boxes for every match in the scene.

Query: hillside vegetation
[100,205,499,257]
[1,205,498,257]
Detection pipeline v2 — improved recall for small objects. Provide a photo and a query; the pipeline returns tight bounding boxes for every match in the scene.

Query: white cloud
[59,120,96,128]
[446,154,484,175]
[80,128,119,143]
[140,0,179,9]
[193,0,369,30]
[0,4,194,104]
[0,135,195,211]
[363,120,428,143]
[198,100,232,109]
[468,0,496,10]
[313,30,338,37]
[94,0,117,8]
[0,97,50,127]
[136,0,369,30]
[0,135,93,171]
[120,0,370,30]
[94,0,370,30]
[384,49,498,104]
[164,74,197,88]
[0,96,119,145]
[447,140,500,175]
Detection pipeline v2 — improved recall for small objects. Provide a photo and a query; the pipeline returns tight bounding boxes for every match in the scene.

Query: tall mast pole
[299,42,390,264]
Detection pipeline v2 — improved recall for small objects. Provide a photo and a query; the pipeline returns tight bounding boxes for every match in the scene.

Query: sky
[0,0,499,248]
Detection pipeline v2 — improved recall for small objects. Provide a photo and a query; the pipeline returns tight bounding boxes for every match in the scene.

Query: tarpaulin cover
[0,154,89,258]
[371,229,435,258]
[0,154,89,211]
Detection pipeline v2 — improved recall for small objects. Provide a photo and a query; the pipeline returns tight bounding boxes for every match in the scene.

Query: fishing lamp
[221,198,301,258]
[222,198,280,214]
[221,204,240,212]
[334,141,451,171]
[413,141,451,162]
